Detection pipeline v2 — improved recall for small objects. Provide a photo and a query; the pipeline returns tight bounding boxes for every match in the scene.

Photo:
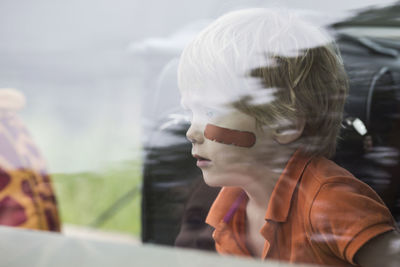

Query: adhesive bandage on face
[204,124,256,148]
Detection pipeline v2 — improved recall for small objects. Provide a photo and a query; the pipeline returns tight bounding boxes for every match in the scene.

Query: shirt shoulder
[302,157,396,264]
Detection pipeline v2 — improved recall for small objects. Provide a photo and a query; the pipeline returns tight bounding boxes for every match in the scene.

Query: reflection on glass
[175,179,220,251]
[142,120,202,245]
[0,89,60,231]
[177,8,400,266]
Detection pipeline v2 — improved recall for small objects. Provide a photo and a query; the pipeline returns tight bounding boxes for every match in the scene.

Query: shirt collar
[264,149,313,222]
[206,150,313,227]
[206,186,243,228]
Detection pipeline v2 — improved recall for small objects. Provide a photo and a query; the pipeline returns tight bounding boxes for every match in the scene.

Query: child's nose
[186,123,205,144]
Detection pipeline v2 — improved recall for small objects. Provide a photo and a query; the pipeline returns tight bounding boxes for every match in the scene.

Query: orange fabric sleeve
[309,181,395,265]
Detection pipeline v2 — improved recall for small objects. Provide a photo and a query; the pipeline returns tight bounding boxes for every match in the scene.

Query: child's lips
[193,154,212,168]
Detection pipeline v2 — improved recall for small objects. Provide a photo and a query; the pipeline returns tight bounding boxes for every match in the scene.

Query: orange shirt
[206,151,396,266]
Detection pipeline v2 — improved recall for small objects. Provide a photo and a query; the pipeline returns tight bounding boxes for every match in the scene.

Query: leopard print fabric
[0,112,60,231]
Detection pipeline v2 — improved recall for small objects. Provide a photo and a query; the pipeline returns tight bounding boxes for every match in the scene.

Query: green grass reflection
[52,161,142,236]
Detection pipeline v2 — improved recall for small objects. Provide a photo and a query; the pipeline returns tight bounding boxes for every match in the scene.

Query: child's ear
[274,118,305,145]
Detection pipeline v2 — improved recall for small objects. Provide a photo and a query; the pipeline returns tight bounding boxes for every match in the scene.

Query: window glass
[1,1,399,266]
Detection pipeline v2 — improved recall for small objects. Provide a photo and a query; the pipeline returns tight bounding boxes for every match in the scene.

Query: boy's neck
[241,147,294,211]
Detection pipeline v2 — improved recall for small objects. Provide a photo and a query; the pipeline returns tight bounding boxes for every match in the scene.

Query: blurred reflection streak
[159,114,192,131]
[0,88,60,231]
[142,108,220,250]
[332,11,400,223]
[175,179,220,251]
[152,181,192,189]
[135,23,213,246]
[364,146,400,166]
[142,119,202,245]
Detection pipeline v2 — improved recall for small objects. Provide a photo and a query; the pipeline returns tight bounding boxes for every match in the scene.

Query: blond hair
[178,8,348,158]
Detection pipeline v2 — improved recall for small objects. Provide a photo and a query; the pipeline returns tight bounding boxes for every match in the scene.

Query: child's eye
[188,103,220,121]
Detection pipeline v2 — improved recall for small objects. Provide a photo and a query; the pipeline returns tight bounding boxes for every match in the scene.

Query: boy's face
[185,102,283,187]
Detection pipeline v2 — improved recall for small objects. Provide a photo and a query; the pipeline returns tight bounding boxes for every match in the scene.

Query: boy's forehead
[181,96,234,115]
[180,80,278,112]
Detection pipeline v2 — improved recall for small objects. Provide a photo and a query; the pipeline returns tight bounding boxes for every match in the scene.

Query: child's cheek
[204,123,256,148]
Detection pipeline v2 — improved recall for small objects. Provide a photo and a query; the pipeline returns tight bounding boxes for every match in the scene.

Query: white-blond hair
[178,8,348,157]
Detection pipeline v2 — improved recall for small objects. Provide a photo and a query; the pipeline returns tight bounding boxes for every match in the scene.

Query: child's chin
[202,173,230,188]
[202,177,217,187]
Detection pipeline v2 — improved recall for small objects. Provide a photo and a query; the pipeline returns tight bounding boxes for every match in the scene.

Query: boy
[178,8,400,266]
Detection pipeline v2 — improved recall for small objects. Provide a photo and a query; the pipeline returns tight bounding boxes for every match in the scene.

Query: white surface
[62,224,139,244]
[0,226,314,267]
